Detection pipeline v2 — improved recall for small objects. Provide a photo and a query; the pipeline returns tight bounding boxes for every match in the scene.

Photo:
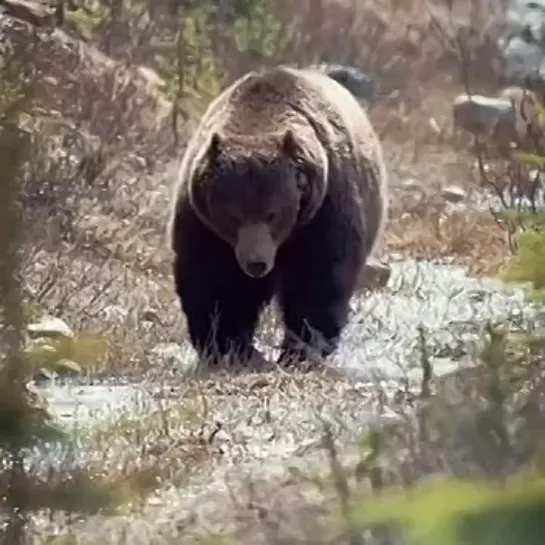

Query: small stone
[441,185,467,203]
[360,261,391,291]
[54,359,82,375]
[452,93,514,135]
[33,367,56,384]
[400,178,423,192]
[528,169,545,188]
[28,315,74,339]
[428,117,441,134]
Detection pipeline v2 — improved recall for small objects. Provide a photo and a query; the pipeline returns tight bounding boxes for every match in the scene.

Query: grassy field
[1,1,545,544]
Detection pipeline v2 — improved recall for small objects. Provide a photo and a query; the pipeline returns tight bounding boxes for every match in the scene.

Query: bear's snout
[235,223,276,278]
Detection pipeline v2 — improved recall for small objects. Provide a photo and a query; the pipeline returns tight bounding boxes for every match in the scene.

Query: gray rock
[314,63,375,102]
[27,315,74,339]
[453,85,544,149]
[33,367,57,384]
[502,35,545,80]
[441,185,468,203]
[452,93,515,135]
[500,0,545,83]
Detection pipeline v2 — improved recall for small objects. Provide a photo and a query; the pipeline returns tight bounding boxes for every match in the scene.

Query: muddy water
[26,257,538,544]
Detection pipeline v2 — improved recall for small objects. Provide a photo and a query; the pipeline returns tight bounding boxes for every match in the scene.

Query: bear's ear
[280,129,301,159]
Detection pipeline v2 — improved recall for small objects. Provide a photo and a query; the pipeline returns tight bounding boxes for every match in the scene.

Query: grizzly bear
[167,65,388,367]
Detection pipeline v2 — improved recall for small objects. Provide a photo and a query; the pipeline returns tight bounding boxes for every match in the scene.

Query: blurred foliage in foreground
[0,32,124,536]
[348,148,545,545]
[501,210,545,303]
[352,325,545,545]
[355,470,545,545]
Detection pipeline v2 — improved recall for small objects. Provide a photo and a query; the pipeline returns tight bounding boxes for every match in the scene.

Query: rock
[498,86,544,139]
[441,185,467,203]
[491,1,545,85]
[27,315,74,339]
[0,0,55,27]
[33,367,57,384]
[454,85,545,150]
[314,63,375,102]
[452,93,515,136]
[500,1,545,82]
[400,178,425,192]
[529,169,545,187]
[502,35,545,81]
[360,261,391,291]
[54,359,82,375]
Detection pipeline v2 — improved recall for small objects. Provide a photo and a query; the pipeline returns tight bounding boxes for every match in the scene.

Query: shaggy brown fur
[168,65,389,367]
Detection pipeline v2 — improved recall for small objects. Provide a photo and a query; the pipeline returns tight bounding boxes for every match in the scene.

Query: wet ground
[464,186,545,214]
[25,255,539,544]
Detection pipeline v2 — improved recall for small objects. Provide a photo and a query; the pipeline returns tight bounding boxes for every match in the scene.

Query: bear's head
[189,129,328,278]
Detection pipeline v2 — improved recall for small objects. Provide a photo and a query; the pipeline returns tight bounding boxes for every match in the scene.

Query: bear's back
[212,67,384,174]
[218,67,366,136]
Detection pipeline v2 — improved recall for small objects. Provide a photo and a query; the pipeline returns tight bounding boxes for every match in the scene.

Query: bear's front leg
[172,213,274,367]
[277,276,352,366]
[276,199,365,366]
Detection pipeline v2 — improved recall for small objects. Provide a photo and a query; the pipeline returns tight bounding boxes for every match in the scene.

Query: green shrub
[501,213,545,303]
[354,469,545,545]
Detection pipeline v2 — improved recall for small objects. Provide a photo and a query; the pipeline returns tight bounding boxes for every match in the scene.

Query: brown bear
[167,65,389,367]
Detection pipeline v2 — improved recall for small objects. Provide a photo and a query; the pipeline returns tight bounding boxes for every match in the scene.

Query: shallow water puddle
[38,382,154,428]
[333,257,533,380]
[39,258,535,430]
[459,185,545,214]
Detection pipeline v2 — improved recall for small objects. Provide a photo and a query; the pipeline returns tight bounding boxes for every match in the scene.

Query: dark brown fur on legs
[168,66,388,368]
[171,199,275,366]
[276,193,365,366]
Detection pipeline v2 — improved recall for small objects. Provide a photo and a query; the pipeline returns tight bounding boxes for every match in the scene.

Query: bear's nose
[245,260,268,278]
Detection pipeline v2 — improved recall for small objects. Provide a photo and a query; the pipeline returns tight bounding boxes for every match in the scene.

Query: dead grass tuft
[384,203,509,275]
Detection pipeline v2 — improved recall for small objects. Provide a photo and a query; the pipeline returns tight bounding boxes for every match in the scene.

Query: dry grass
[2,0,544,543]
[385,209,509,275]
[17,71,516,378]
